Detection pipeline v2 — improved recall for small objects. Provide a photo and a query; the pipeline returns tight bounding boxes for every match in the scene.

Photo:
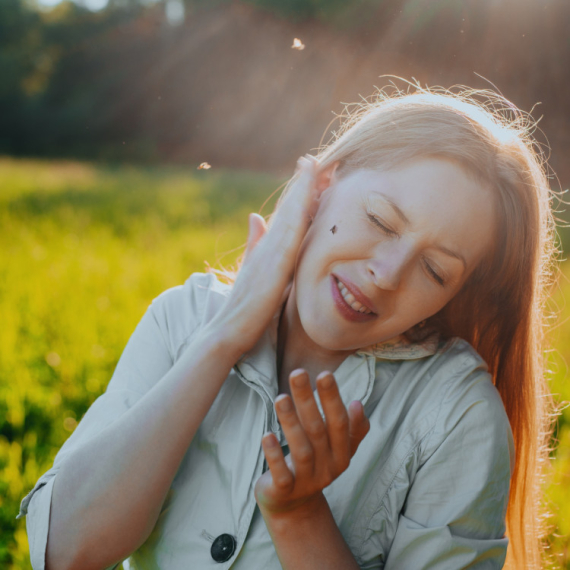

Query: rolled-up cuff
[20,474,56,570]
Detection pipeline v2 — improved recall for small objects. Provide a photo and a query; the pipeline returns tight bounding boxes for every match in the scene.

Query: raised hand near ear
[203,155,324,362]
[243,213,268,262]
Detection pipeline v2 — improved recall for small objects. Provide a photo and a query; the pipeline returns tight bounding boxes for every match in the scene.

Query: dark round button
[211,533,237,563]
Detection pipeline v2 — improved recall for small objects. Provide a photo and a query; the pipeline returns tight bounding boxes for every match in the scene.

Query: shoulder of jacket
[378,337,489,405]
[151,272,230,311]
[148,272,232,356]
[434,336,488,373]
[433,338,503,412]
[417,338,513,463]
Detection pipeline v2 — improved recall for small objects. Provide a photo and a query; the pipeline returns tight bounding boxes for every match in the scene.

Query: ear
[315,161,340,195]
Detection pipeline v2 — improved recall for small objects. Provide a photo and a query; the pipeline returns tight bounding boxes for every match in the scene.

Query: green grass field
[0,157,568,568]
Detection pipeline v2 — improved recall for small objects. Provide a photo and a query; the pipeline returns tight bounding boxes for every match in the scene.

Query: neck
[276,283,354,396]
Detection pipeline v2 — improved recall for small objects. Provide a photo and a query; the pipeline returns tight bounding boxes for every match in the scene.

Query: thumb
[244,213,267,260]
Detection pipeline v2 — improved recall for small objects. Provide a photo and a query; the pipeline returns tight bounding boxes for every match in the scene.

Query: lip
[330,274,377,323]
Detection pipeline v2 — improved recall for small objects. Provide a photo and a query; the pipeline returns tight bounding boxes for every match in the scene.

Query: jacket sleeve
[17,274,211,570]
[383,371,515,570]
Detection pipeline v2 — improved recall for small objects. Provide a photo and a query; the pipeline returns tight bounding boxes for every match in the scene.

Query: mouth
[331,275,377,322]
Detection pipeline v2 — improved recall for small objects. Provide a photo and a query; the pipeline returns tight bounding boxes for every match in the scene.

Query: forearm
[46,328,239,570]
[261,493,360,570]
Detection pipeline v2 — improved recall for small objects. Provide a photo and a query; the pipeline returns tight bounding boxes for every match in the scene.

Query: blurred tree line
[0,0,149,159]
[1,0,569,189]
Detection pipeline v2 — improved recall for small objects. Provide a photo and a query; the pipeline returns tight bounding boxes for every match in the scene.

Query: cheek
[295,224,321,270]
[397,277,455,316]
[296,214,344,265]
[416,289,459,323]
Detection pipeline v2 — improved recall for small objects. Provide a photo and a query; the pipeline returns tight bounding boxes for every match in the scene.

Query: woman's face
[291,157,496,352]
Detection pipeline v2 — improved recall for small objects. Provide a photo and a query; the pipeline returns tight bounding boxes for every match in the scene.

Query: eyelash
[367,213,399,237]
[366,212,446,287]
[422,258,446,286]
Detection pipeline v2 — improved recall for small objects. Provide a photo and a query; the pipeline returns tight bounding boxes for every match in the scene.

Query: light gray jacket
[19,272,514,569]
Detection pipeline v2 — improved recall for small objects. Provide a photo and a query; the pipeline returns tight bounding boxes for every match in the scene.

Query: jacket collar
[357,330,440,361]
[234,307,440,414]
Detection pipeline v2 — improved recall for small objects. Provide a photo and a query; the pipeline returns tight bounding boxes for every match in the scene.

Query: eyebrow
[435,245,467,271]
[376,192,467,271]
[377,193,410,225]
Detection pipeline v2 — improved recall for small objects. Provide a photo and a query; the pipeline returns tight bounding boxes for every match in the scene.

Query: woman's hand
[254,369,370,516]
[204,155,324,360]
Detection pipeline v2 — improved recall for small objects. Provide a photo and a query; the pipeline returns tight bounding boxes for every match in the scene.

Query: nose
[367,243,411,291]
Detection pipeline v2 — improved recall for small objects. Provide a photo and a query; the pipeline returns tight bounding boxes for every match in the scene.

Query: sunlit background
[1,0,569,568]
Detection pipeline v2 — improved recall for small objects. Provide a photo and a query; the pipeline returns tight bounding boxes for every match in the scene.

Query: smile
[331,275,377,322]
[337,279,373,313]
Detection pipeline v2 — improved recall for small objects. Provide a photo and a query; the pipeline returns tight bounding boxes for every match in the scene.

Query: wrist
[193,322,245,367]
[199,297,269,364]
[259,492,328,534]
[259,492,360,569]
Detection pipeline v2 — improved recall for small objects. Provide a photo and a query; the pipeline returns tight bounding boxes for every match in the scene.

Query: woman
[19,86,556,569]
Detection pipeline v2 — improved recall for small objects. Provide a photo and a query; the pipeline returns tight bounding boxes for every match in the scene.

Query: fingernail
[349,400,363,416]
[276,396,293,412]
[317,371,334,389]
[263,433,278,447]
[291,370,308,388]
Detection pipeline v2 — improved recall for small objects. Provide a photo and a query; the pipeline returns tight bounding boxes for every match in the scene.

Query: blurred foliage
[0,156,281,567]
[188,0,457,27]
[244,0,352,21]
[545,265,570,570]
[0,157,568,567]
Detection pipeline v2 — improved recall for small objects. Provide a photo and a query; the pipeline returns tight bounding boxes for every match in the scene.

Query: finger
[261,432,294,493]
[294,154,318,176]
[275,393,315,480]
[243,213,267,261]
[279,281,293,306]
[294,155,328,222]
[347,401,370,456]
[317,371,351,474]
[270,156,319,231]
[289,370,330,458]
[295,155,320,213]
[257,155,320,281]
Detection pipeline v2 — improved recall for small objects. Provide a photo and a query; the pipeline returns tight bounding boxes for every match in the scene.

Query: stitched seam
[383,426,435,509]
[351,395,442,553]
[420,352,481,463]
[169,277,210,363]
[149,303,174,364]
[355,425,435,555]
[356,394,442,510]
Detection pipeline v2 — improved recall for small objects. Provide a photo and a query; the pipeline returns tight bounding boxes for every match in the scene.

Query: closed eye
[367,213,399,237]
[367,204,447,286]
[422,257,445,286]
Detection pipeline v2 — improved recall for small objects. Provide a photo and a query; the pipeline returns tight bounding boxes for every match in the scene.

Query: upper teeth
[337,279,373,314]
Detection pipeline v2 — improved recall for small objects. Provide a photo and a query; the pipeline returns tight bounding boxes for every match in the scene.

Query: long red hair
[313,85,558,569]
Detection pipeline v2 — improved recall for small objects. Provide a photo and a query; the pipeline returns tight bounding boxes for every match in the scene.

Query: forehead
[337,158,496,265]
